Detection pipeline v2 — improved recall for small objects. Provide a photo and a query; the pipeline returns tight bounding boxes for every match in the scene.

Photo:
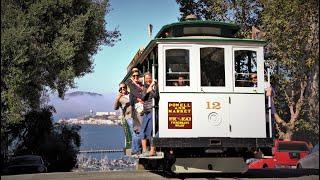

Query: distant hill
[49,91,117,122]
[65,91,103,97]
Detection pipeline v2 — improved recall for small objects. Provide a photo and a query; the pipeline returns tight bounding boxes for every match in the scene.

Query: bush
[13,107,81,172]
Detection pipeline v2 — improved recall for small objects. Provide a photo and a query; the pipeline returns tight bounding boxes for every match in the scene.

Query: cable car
[121,17,273,174]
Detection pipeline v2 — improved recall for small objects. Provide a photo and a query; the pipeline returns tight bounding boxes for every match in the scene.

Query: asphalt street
[1,169,319,180]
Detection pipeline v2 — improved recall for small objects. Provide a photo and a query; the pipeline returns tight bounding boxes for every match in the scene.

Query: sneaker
[131,151,139,156]
[132,151,139,154]
[139,151,150,157]
[148,151,156,156]
[131,154,139,158]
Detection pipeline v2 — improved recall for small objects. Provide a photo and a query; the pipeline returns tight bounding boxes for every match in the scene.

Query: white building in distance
[95,112,117,116]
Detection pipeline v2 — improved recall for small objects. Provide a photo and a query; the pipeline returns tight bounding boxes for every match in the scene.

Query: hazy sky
[71,0,180,94]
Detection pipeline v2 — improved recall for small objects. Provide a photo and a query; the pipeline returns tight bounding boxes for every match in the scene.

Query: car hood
[8,164,44,168]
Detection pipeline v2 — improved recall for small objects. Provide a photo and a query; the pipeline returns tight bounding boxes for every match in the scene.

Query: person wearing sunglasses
[114,83,141,155]
[140,72,159,157]
[126,68,145,152]
[127,69,144,121]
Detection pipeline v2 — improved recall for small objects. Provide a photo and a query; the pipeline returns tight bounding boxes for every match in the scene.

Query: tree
[1,0,120,163]
[176,0,264,38]
[13,107,81,172]
[262,0,319,142]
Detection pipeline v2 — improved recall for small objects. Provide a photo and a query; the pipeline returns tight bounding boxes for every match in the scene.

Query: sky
[71,0,181,94]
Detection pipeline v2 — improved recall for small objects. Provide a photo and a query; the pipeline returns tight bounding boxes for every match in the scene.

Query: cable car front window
[165,49,190,86]
[200,47,225,87]
[234,50,257,87]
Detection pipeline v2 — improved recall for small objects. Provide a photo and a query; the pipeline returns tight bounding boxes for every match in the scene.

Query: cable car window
[183,27,221,36]
[200,47,225,87]
[234,50,257,87]
[165,49,190,86]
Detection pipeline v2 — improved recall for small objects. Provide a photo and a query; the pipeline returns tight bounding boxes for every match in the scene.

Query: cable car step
[139,151,164,159]
[172,157,248,173]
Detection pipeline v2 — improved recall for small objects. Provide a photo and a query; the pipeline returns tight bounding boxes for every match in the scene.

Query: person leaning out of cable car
[113,83,141,155]
[140,72,159,157]
[126,68,144,134]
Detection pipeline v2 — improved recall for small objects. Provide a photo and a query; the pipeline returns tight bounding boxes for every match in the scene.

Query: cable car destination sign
[168,102,192,129]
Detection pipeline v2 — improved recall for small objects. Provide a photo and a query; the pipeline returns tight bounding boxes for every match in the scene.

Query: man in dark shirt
[140,72,159,156]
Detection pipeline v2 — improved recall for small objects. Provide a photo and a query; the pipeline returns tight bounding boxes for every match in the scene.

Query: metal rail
[79,149,124,153]
[267,68,272,138]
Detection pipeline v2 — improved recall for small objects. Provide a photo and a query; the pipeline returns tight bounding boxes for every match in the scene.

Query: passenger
[132,67,139,73]
[140,72,159,156]
[174,75,186,86]
[126,68,144,137]
[250,73,258,87]
[113,83,141,154]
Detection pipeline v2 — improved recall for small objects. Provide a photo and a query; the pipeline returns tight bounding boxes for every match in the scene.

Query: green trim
[155,20,240,38]
[154,37,266,44]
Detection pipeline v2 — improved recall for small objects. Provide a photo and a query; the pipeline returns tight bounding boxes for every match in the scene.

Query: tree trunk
[273,81,307,140]
[283,131,293,141]
[274,114,295,140]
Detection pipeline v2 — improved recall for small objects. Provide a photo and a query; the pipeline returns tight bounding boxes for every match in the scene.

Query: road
[1,169,319,180]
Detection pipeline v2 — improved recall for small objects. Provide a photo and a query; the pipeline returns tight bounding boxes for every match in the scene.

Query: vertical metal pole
[267,68,272,138]
[152,54,156,137]
[148,24,156,137]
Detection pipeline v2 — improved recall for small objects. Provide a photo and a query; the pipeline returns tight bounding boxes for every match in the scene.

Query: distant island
[49,91,117,122]
[65,91,103,97]
[58,111,122,125]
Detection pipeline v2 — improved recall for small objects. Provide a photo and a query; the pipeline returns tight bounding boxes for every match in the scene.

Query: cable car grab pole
[268,68,272,138]
[152,55,156,138]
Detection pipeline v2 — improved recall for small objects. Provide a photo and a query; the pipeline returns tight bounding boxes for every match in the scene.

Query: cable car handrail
[166,72,190,74]
[235,72,257,75]
[235,79,253,82]
[166,79,190,82]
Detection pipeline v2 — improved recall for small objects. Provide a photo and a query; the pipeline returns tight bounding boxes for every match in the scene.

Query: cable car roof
[155,20,240,38]
[123,21,266,82]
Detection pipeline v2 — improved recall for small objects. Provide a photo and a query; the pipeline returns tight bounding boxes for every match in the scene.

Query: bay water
[79,124,125,159]
[76,124,137,171]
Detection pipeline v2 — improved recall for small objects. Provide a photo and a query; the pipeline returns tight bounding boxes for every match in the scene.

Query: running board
[172,157,248,173]
[137,152,165,171]
[139,152,164,159]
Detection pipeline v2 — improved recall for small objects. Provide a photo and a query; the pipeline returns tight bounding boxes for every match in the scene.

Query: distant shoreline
[58,114,122,126]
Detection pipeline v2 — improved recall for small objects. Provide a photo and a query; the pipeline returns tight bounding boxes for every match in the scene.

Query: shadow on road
[153,168,319,179]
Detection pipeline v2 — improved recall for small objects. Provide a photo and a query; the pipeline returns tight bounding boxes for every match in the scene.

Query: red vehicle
[248,140,310,169]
